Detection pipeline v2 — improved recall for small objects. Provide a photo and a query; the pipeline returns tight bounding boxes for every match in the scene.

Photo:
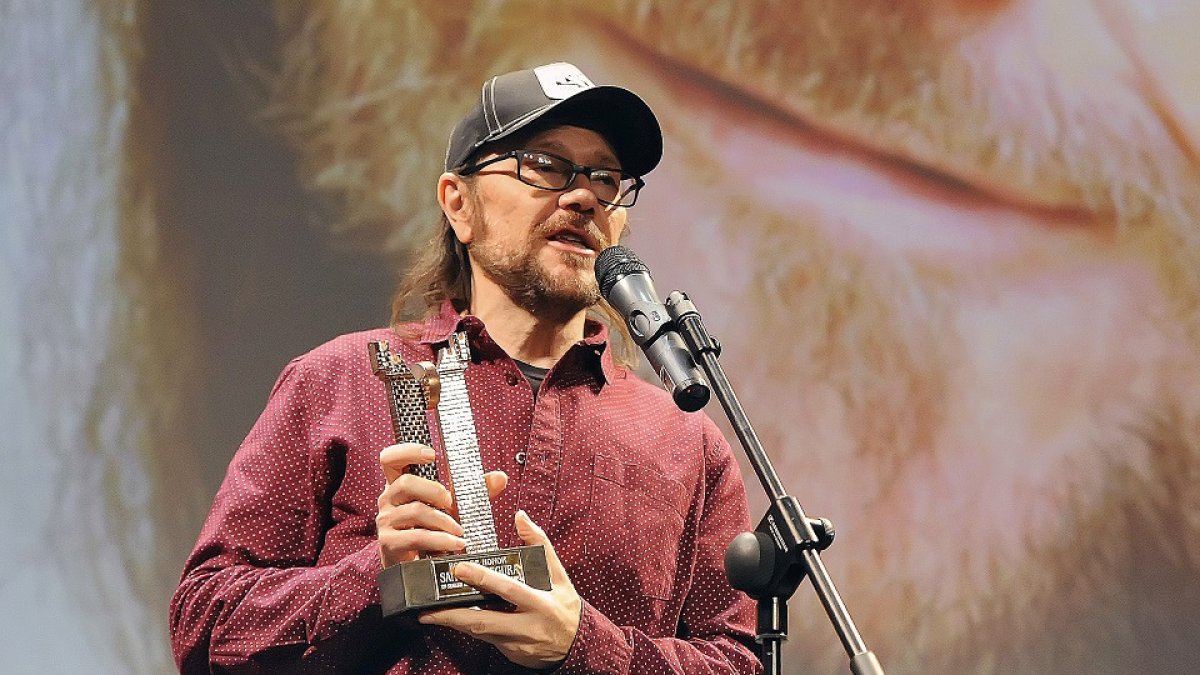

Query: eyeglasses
[457,150,645,207]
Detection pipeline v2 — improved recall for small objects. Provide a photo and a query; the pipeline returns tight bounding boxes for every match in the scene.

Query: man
[170,62,761,673]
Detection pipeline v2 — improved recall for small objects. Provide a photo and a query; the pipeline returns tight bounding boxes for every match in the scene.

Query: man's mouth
[546,228,599,256]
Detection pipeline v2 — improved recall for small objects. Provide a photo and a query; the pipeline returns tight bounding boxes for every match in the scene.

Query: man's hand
[376,442,507,568]
[418,510,582,670]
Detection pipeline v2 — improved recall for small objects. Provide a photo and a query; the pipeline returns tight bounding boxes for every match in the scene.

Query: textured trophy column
[371,334,550,615]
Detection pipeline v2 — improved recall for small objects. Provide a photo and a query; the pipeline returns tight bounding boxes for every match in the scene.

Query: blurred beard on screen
[263,0,1200,671]
[723,195,1200,672]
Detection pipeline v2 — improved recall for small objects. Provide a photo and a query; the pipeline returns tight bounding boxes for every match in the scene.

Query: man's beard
[722,197,1200,673]
[469,210,609,320]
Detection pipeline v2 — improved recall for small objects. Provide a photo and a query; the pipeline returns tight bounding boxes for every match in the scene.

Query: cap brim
[486,85,663,177]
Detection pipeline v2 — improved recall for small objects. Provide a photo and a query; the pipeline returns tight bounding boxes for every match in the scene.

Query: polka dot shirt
[169,301,760,673]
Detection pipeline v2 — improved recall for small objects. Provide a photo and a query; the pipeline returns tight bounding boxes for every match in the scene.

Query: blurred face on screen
[272,0,1200,671]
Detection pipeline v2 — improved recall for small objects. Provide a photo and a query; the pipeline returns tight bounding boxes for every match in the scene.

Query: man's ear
[438,172,475,244]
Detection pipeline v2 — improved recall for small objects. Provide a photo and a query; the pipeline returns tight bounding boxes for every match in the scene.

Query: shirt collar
[416,299,618,385]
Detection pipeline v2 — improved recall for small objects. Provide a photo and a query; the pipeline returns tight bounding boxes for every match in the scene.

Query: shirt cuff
[312,542,384,643]
[556,599,632,673]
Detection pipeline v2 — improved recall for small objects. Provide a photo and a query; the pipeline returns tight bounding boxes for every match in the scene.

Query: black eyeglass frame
[456,149,646,208]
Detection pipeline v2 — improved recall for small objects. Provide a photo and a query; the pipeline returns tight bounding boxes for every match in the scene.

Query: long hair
[390,213,472,324]
[389,212,641,369]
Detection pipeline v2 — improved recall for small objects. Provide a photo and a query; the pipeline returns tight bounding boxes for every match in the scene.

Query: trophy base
[379,544,551,616]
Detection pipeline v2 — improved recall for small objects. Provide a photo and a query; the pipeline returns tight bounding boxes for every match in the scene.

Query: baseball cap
[445,62,662,176]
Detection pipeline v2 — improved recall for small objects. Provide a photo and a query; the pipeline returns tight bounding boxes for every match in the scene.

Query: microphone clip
[665,291,721,358]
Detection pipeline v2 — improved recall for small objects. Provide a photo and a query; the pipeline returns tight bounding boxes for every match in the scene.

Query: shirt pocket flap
[593,453,689,519]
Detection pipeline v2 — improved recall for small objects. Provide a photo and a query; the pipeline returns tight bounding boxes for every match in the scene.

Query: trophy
[370,333,551,616]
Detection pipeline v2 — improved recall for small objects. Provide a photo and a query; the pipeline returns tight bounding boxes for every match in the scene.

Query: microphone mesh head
[595,245,649,298]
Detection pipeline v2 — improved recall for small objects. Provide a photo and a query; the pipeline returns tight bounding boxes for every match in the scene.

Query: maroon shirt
[170,302,760,673]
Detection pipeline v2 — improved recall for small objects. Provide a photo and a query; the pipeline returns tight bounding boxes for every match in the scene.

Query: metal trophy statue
[369,334,551,615]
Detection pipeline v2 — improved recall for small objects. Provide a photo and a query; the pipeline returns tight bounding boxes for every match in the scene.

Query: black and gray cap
[445,62,662,176]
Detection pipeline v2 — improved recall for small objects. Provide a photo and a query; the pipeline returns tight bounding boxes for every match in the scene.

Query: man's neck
[468,288,588,369]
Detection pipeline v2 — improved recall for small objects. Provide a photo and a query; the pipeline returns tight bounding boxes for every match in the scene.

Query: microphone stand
[665,291,884,675]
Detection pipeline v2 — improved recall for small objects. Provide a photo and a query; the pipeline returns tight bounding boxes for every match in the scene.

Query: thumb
[484,470,508,499]
[515,509,548,546]
[516,510,571,587]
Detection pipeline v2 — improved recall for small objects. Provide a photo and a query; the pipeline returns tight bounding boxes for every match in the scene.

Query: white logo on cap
[533,62,595,100]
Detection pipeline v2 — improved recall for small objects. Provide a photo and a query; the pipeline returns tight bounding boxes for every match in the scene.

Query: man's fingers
[379,472,453,511]
[419,605,505,636]
[378,529,467,566]
[375,500,463,536]
[515,510,570,587]
[484,470,508,499]
[448,561,537,606]
[379,443,435,482]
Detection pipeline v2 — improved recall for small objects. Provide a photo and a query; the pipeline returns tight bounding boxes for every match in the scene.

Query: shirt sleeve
[168,358,390,673]
[555,424,763,675]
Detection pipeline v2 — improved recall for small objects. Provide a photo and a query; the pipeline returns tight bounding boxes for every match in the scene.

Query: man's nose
[557,176,600,214]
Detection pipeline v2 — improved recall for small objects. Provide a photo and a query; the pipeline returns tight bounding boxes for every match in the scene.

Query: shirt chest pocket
[584,453,690,601]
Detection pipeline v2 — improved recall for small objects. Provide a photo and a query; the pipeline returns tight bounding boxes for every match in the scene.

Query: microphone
[594,246,710,412]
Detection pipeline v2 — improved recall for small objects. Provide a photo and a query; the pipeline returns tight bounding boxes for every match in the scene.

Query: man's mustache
[536,212,610,251]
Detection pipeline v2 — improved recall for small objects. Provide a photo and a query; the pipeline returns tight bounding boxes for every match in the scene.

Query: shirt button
[505,373,520,386]
[515,451,527,465]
